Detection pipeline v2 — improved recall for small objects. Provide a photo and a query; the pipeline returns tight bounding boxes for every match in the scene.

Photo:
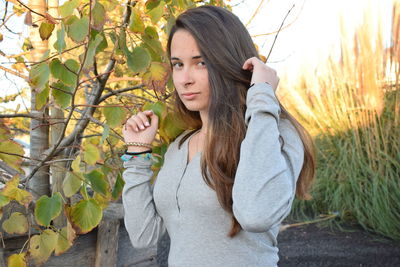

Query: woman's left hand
[242,57,279,91]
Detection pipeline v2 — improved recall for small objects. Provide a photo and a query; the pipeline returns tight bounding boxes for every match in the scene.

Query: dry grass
[280,1,400,239]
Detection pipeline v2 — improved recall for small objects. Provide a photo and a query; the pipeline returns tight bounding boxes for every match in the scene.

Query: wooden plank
[117,223,159,267]
[95,219,120,267]
[0,248,6,267]
[103,202,124,220]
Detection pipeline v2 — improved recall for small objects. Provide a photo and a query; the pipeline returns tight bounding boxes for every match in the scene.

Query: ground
[156,220,400,266]
[277,221,400,267]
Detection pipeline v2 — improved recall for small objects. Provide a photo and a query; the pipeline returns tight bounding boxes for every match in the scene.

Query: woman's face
[170,29,210,113]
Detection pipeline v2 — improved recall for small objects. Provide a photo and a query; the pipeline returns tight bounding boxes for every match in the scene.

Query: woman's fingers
[136,112,150,129]
[243,57,279,90]
[125,110,155,132]
[242,57,258,71]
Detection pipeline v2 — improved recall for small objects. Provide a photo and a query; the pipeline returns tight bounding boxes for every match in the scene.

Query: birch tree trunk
[28,0,50,198]
[48,0,67,227]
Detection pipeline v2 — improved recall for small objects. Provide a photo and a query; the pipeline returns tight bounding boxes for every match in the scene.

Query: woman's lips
[182,93,199,100]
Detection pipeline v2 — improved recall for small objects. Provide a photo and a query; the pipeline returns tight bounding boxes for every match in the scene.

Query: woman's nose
[180,68,194,87]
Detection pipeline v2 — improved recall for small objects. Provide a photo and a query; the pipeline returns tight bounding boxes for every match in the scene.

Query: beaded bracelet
[120,152,153,162]
[125,142,153,149]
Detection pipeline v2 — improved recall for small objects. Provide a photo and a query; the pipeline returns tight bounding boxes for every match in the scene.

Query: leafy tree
[0,0,229,264]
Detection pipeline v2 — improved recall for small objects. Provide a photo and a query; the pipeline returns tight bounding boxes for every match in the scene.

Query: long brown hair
[167,5,315,237]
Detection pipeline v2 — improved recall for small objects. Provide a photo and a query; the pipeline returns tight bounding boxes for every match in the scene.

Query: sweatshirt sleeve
[122,156,166,248]
[232,82,304,233]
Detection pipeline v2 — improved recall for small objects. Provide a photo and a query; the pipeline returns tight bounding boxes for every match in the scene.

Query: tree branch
[25,0,134,178]
[98,84,143,103]
[245,0,265,27]
[0,65,28,80]
[0,113,37,119]
[266,4,295,62]
[23,0,95,185]
[0,161,24,178]
[0,151,39,161]
[15,0,61,22]
[99,0,133,84]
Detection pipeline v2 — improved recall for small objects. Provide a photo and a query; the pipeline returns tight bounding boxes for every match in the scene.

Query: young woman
[122,5,315,266]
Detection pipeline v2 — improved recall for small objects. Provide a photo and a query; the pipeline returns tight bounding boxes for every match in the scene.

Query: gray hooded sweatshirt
[122,82,304,267]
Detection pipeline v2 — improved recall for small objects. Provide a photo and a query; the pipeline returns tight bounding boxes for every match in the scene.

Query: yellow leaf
[71,155,81,172]
[63,172,83,197]
[2,177,33,207]
[142,62,170,93]
[2,212,28,235]
[29,229,58,265]
[0,140,24,171]
[83,143,100,165]
[129,8,145,33]
[8,253,27,267]
[93,192,110,209]
[66,199,102,234]
[54,226,75,256]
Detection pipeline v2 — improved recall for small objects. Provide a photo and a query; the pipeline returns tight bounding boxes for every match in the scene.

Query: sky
[232,0,393,80]
[0,0,394,109]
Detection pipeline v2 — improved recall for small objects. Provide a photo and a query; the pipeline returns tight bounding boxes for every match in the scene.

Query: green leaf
[142,101,166,119]
[39,22,55,40]
[50,58,78,86]
[7,253,27,267]
[64,15,79,27]
[142,27,164,61]
[127,46,151,73]
[112,173,125,200]
[29,230,58,265]
[146,0,161,10]
[92,2,106,30]
[68,199,102,234]
[103,106,126,128]
[2,212,28,234]
[63,172,83,197]
[166,16,176,34]
[29,62,50,91]
[51,81,73,108]
[147,1,165,24]
[0,140,24,170]
[160,111,186,142]
[60,0,80,18]
[34,193,63,227]
[100,124,110,144]
[54,24,66,53]
[90,30,108,53]
[68,16,89,43]
[49,58,63,78]
[152,143,168,168]
[83,143,100,165]
[36,84,50,110]
[82,33,103,69]
[0,193,10,208]
[84,169,109,196]
[129,9,145,33]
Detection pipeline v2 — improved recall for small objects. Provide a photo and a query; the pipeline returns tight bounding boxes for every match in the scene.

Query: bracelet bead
[120,152,153,162]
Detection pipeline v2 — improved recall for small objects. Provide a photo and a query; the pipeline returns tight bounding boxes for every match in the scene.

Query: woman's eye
[197,61,206,67]
[172,62,183,69]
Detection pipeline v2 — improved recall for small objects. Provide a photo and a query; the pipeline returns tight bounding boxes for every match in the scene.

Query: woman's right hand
[123,110,159,152]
